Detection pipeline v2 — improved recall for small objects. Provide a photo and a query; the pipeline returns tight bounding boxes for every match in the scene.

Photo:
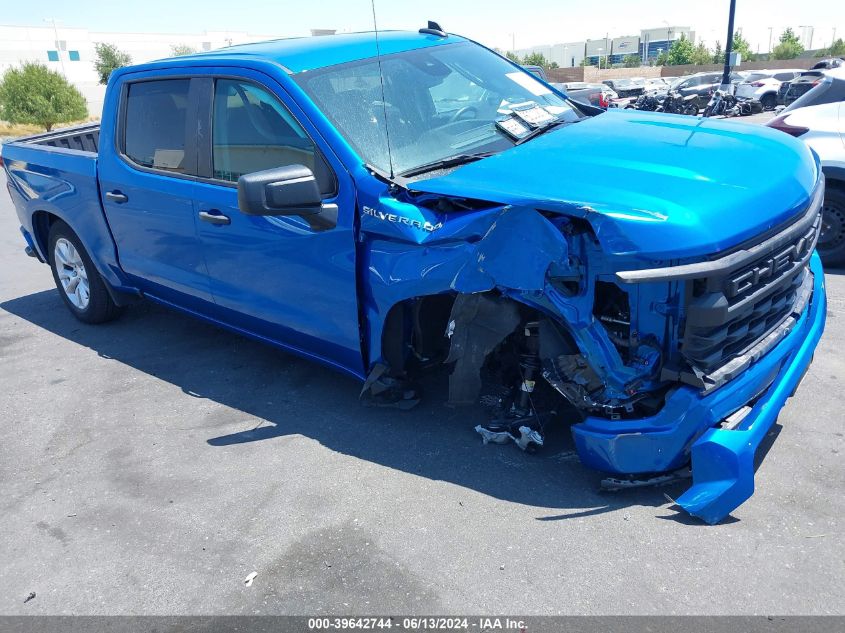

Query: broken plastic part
[474,424,544,452]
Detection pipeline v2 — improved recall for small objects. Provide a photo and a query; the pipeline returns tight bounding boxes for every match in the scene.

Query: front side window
[212,79,317,183]
[295,41,580,176]
[124,79,190,173]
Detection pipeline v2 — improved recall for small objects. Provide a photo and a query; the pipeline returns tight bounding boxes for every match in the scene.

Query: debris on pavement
[474,423,544,452]
[243,571,257,587]
[24,592,35,604]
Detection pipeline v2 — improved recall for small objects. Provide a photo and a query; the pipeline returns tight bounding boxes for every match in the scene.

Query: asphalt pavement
[0,164,843,615]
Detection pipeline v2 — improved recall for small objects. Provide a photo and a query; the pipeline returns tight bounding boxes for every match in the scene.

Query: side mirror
[237,164,322,217]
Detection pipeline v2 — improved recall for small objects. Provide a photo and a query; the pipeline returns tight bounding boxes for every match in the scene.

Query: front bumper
[571,252,827,524]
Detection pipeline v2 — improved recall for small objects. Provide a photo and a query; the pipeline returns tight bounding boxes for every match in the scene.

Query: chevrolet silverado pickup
[2,28,827,523]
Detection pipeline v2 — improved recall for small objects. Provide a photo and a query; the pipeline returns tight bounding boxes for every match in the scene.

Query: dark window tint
[212,79,317,183]
[124,79,190,173]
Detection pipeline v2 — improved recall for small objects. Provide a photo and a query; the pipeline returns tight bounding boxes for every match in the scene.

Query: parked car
[784,67,839,106]
[521,64,547,81]
[555,82,616,108]
[768,67,845,265]
[735,69,803,110]
[669,71,746,100]
[1,29,827,524]
[602,78,644,98]
[643,77,669,94]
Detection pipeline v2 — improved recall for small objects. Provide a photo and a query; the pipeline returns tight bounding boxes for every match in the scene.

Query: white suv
[767,68,845,265]
[736,69,803,110]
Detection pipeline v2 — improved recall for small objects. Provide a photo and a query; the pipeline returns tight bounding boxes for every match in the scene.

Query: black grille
[681,209,821,372]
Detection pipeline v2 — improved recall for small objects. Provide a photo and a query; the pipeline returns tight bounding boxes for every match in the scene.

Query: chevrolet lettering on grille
[725,230,814,299]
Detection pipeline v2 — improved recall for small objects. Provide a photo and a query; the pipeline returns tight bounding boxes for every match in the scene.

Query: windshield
[295,41,580,175]
[745,73,769,82]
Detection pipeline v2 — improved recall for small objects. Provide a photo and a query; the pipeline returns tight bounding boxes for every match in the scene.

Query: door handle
[198,210,231,226]
[105,190,128,204]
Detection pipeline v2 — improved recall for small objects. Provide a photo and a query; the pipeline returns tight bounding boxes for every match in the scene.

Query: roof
[157,30,465,74]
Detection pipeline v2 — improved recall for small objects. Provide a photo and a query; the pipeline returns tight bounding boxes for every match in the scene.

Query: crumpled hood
[411,110,819,259]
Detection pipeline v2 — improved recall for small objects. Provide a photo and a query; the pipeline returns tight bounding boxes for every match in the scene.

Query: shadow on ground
[3,289,701,522]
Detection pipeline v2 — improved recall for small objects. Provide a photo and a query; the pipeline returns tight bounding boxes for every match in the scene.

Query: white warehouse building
[515,25,694,67]
[0,24,281,116]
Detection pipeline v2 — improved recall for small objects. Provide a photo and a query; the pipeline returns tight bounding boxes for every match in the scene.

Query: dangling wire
[370,0,395,178]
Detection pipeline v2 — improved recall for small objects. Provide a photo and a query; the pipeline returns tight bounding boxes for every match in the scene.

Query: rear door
[191,71,364,376]
[98,75,212,307]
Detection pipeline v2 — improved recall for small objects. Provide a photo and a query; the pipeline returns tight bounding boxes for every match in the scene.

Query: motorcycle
[703,89,763,118]
[625,93,661,112]
[660,91,701,116]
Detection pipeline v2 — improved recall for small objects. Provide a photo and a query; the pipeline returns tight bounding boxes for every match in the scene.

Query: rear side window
[124,79,190,173]
[212,79,315,182]
[774,72,796,81]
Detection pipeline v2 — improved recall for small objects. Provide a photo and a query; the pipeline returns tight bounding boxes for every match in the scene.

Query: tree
[0,62,87,131]
[623,54,641,68]
[712,40,724,64]
[691,42,713,65]
[817,37,845,57]
[666,35,696,65]
[93,42,132,85]
[521,52,548,67]
[171,44,198,57]
[828,38,845,56]
[505,50,520,62]
[731,31,754,62]
[655,50,668,66]
[772,28,804,60]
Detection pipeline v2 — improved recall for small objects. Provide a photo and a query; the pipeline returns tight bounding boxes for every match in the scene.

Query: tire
[48,220,123,324]
[684,104,699,116]
[760,93,776,111]
[818,187,845,267]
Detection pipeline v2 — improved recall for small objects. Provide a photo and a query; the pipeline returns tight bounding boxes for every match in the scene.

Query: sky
[2,0,843,54]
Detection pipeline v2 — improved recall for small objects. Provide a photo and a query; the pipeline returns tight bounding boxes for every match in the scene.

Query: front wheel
[48,220,123,323]
[818,187,845,267]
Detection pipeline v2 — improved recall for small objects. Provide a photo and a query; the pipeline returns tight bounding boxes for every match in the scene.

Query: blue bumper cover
[572,253,827,524]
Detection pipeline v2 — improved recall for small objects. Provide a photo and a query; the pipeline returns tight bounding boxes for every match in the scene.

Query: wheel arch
[822,166,845,191]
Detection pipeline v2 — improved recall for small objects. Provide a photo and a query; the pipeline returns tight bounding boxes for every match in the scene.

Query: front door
[191,74,364,377]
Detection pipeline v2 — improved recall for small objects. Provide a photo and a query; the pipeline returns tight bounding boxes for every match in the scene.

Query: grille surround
[615,179,824,392]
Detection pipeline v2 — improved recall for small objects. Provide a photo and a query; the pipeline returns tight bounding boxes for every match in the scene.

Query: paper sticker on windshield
[513,105,554,127]
[496,117,530,139]
[506,71,552,96]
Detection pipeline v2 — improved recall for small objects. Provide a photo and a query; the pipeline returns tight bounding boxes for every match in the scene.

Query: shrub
[0,62,87,131]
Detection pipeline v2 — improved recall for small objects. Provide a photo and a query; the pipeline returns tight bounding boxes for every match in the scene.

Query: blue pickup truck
[2,28,827,523]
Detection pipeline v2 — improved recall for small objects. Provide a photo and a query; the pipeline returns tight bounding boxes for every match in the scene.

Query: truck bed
[14,123,100,154]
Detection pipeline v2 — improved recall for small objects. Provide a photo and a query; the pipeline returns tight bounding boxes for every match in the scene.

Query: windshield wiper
[398,152,494,178]
[513,118,572,145]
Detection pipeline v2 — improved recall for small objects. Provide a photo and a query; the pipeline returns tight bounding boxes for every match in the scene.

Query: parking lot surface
[0,167,843,615]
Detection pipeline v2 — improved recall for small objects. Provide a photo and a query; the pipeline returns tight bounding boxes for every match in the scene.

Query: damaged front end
[358,180,826,524]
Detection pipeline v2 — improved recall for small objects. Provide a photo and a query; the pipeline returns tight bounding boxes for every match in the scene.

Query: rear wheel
[760,93,777,110]
[48,220,123,323]
[818,187,845,267]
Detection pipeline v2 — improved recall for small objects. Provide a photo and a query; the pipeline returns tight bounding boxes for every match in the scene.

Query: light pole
[768,27,773,54]
[43,18,66,76]
[720,0,737,90]
[597,47,603,68]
